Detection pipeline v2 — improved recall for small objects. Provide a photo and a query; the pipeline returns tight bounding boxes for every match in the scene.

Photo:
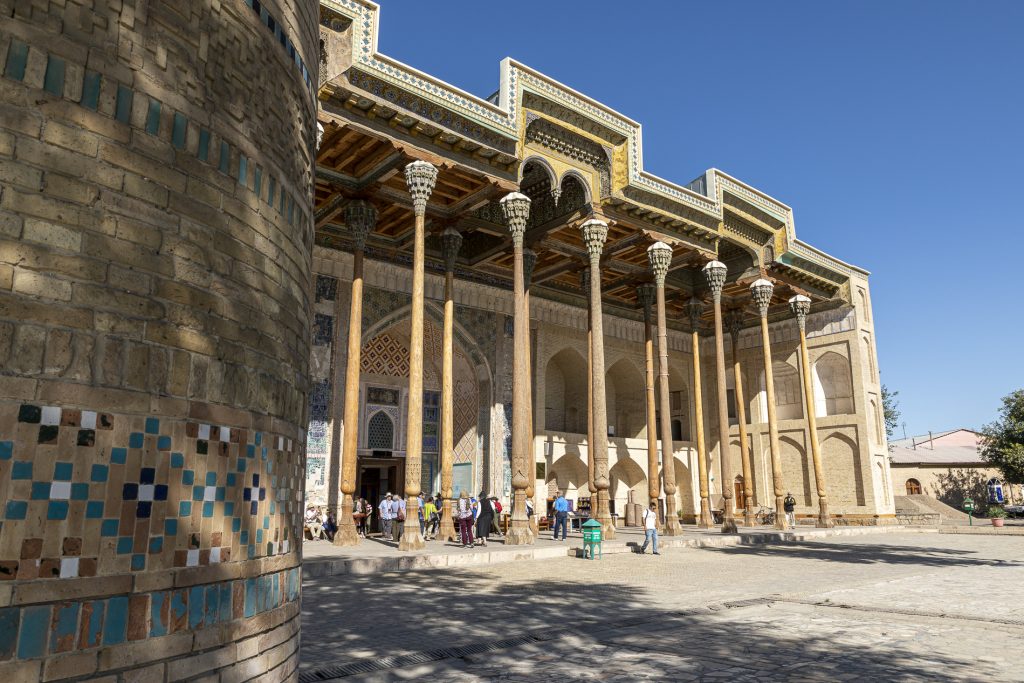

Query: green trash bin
[582,518,602,559]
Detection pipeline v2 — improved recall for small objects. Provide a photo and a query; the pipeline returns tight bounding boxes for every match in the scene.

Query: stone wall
[0,0,317,680]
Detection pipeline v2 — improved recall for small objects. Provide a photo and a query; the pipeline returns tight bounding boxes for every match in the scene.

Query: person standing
[423,495,439,540]
[391,494,406,542]
[639,502,660,555]
[456,491,475,548]
[475,492,494,546]
[490,496,504,537]
[417,492,427,538]
[784,492,797,529]
[354,497,370,537]
[378,493,393,539]
[323,509,337,542]
[552,491,569,541]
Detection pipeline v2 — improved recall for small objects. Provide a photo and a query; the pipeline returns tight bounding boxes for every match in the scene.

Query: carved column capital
[646,241,672,285]
[523,248,538,289]
[789,294,811,331]
[500,192,531,246]
[636,283,656,319]
[750,278,774,317]
[702,260,727,301]
[404,160,438,216]
[343,199,377,252]
[580,218,608,261]
[685,297,704,332]
[441,226,462,273]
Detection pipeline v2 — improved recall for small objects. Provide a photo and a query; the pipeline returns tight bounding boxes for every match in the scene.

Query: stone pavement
[298,532,1024,681]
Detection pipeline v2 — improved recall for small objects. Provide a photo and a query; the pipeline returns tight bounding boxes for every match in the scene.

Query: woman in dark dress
[475,491,494,546]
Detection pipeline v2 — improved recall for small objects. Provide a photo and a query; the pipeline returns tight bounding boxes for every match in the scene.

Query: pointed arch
[606,357,645,439]
[812,351,854,416]
[822,431,866,506]
[545,347,588,434]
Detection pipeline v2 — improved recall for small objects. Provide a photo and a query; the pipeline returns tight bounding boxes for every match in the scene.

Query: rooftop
[889,428,987,465]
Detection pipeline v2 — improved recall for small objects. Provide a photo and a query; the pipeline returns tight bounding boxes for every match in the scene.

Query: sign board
[452,463,473,498]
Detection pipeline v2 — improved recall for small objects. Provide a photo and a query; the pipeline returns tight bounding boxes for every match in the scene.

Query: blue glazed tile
[116,537,133,555]
[188,586,204,629]
[198,129,210,162]
[81,70,101,110]
[47,501,68,520]
[226,473,236,487]
[0,608,19,660]
[130,554,145,571]
[182,470,194,486]
[91,464,109,482]
[178,501,191,517]
[71,483,89,501]
[111,447,127,464]
[150,592,167,638]
[256,529,263,545]
[31,482,50,500]
[149,536,162,554]
[171,112,187,149]
[164,519,177,536]
[267,177,276,205]
[263,516,270,530]
[219,141,230,174]
[205,585,219,626]
[53,461,73,481]
[247,544,255,560]
[0,441,12,460]
[232,517,241,533]
[170,452,184,468]
[17,605,51,659]
[86,501,104,519]
[157,435,171,450]
[269,501,275,515]
[11,461,32,480]
[170,590,187,630]
[237,458,247,472]
[49,601,80,653]
[145,417,159,435]
[244,578,257,618]
[202,502,214,518]
[215,487,225,502]
[115,84,132,124]
[254,166,262,195]
[254,432,262,446]
[82,600,105,648]
[136,501,152,519]
[101,519,119,536]
[103,597,128,646]
[140,467,155,485]
[240,530,248,545]
[129,432,144,449]
[122,483,138,500]
[238,155,248,186]
[43,55,65,96]
[4,39,28,81]
[219,583,232,624]
[206,471,217,486]
[155,484,168,501]
[145,98,161,135]
[192,486,204,501]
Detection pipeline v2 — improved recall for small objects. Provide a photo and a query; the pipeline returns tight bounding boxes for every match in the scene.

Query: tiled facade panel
[0,0,317,680]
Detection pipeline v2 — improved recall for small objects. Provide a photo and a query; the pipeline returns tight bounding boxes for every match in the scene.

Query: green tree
[980,389,1024,485]
[881,384,901,442]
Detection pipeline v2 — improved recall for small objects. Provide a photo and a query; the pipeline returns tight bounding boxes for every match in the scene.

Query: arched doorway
[734,475,746,512]
[905,478,922,495]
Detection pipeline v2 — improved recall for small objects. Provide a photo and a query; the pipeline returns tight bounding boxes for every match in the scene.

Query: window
[367,412,394,450]
[905,478,922,495]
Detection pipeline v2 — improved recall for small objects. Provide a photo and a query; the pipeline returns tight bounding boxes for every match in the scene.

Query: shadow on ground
[713,538,1024,568]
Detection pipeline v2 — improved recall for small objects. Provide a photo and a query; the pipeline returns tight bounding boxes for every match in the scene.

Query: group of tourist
[359,490,509,548]
[304,506,337,542]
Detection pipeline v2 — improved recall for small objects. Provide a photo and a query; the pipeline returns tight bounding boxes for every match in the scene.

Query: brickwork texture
[0,0,317,680]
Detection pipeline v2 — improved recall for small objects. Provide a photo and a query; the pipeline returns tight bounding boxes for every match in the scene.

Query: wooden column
[398,161,437,551]
[704,260,738,534]
[637,284,660,508]
[582,219,615,538]
[790,295,833,528]
[726,309,755,527]
[502,192,535,545]
[524,248,538,532]
[686,298,714,528]
[334,200,377,546]
[580,269,595,497]
[438,227,462,542]
[750,279,787,530]
[647,242,681,535]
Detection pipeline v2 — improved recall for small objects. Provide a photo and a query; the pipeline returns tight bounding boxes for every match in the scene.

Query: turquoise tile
[149,537,162,554]
[219,141,230,174]
[188,586,204,629]
[202,501,214,518]
[205,585,219,625]
[267,177,276,204]
[130,554,145,571]
[198,129,210,162]
[100,519,119,536]
[11,461,32,479]
[145,98,161,135]
[81,70,101,110]
[86,501,104,519]
[43,55,65,96]
[111,447,127,464]
[238,154,248,186]
[115,84,132,123]
[218,584,232,623]
[47,501,68,520]
[5,500,27,520]
[145,417,159,434]
[102,597,128,646]
[170,452,184,468]
[17,605,51,659]
[82,600,104,648]
[254,166,262,195]
[31,482,50,500]
[0,608,19,660]
[169,591,187,631]
[150,592,167,637]
[116,537,132,554]
[164,518,178,536]
[0,441,12,460]
[4,39,28,81]
[244,578,257,618]
[178,501,191,517]
[91,464,109,482]
[129,432,144,448]
[171,112,187,149]
[232,517,241,532]
[54,461,73,481]
[71,484,89,501]
[206,471,217,486]
[182,470,194,486]
[49,602,79,653]
[157,436,171,450]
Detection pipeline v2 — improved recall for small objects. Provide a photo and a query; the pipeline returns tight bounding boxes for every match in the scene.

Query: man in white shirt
[639,502,660,555]
[378,493,393,538]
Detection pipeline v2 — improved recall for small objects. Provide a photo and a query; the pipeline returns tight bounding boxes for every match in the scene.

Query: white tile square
[210,547,221,564]
[80,411,97,429]
[59,557,79,578]
[198,424,211,440]
[41,406,61,426]
[50,482,71,500]
[277,436,284,450]
[186,549,199,567]
[219,426,230,442]
[281,540,289,554]
[204,486,216,502]
[138,484,155,502]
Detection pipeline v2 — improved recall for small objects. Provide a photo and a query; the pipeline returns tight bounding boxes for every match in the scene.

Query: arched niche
[606,358,645,439]
[812,351,854,416]
[545,347,588,435]
[822,431,865,506]
[759,360,803,421]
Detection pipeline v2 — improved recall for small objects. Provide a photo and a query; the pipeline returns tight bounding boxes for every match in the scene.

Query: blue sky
[373,1,1023,437]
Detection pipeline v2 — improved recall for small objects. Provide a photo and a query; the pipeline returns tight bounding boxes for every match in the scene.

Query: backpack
[493,500,503,514]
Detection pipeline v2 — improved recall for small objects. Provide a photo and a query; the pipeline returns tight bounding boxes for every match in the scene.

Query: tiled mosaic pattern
[0,405,302,580]
[0,567,299,663]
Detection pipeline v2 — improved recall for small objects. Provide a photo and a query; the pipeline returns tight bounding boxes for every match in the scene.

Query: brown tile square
[21,538,43,559]
[127,594,149,641]
[62,537,82,556]
[39,558,61,578]
[60,410,81,427]
[97,413,114,430]
[185,422,198,438]
[78,557,97,577]
[174,550,187,567]
[232,581,244,620]
[0,560,17,580]
[16,560,38,580]
[210,532,222,547]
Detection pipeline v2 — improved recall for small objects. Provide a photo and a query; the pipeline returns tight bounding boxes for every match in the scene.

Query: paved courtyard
[299,532,1024,681]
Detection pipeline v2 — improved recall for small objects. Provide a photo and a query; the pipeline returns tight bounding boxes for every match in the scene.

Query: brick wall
[0,0,317,680]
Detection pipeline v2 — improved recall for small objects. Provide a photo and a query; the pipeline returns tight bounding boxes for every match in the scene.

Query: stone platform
[301,524,924,577]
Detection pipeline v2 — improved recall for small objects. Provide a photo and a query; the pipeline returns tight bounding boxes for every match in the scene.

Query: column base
[505,520,535,545]
[743,496,756,527]
[721,517,739,534]
[816,499,833,528]
[333,521,360,547]
[398,521,425,551]
[663,515,683,535]
[697,499,714,529]
[439,499,457,542]
[598,516,616,539]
